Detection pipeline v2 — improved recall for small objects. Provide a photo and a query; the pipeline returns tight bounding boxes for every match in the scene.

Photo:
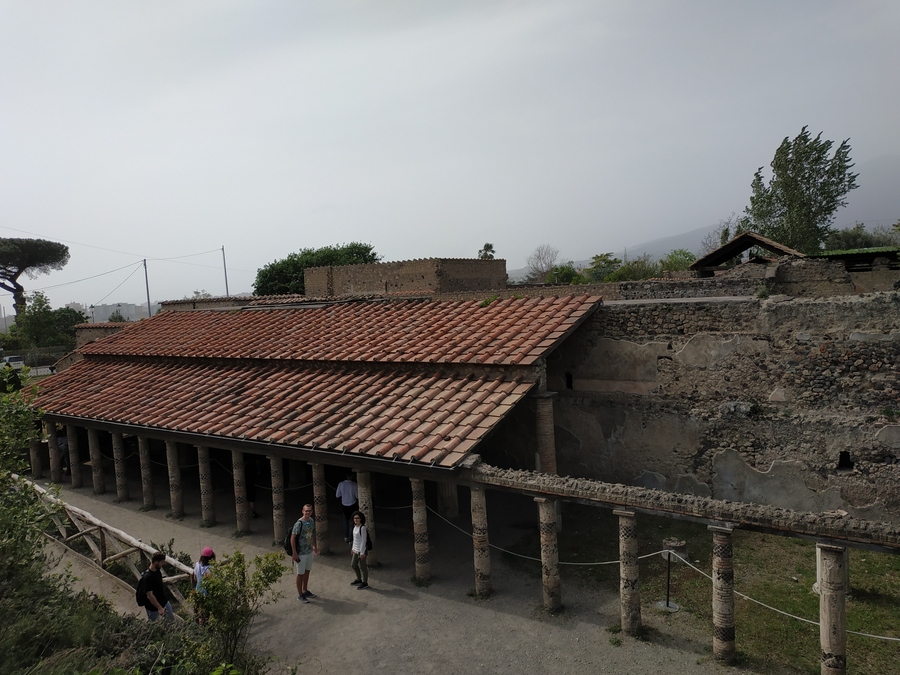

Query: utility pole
[221,245,230,297]
[143,259,152,317]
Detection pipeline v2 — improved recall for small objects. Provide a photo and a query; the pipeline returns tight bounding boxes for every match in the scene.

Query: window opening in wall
[837,451,854,472]
[565,372,573,389]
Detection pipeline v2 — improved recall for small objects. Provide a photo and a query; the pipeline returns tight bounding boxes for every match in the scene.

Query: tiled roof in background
[35,360,533,468]
[80,295,602,366]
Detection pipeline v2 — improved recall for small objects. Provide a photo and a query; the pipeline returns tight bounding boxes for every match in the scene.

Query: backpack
[364,526,373,552]
[135,570,149,607]
[283,519,301,556]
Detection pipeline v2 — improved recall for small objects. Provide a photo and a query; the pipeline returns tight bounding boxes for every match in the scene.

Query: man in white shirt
[335,472,359,542]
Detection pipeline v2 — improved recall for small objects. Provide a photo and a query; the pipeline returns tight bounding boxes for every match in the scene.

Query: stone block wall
[546,292,900,522]
[305,259,508,297]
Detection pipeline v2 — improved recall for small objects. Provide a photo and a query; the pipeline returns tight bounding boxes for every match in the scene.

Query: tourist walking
[350,510,370,590]
[141,551,175,621]
[335,472,359,542]
[192,547,215,594]
[291,503,318,603]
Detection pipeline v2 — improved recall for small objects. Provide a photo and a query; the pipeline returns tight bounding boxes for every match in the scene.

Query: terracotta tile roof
[39,296,601,469]
[80,295,603,367]
[35,360,534,468]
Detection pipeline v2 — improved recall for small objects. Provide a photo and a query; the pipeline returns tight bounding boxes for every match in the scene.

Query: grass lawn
[501,503,900,674]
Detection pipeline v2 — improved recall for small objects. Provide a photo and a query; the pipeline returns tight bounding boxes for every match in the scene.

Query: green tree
[824,223,900,251]
[253,242,381,296]
[544,262,585,284]
[13,293,86,349]
[741,127,859,253]
[107,309,128,322]
[659,248,696,272]
[0,238,70,316]
[583,253,622,282]
[603,254,660,282]
[477,243,495,260]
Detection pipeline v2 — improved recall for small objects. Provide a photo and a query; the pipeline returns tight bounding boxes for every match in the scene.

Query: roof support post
[311,463,330,554]
[437,481,459,518]
[818,544,847,674]
[710,525,736,664]
[197,446,215,527]
[45,422,61,484]
[270,456,285,546]
[87,428,105,495]
[470,484,491,597]
[535,497,561,612]
[614,509,642,636]
[410,478,431,582]
[138,436,156,510]
[357,470,376,567]
[165,440,184,519]
[67,424,83,488]
[534,392,558,475]
[29,437,43,480]
[232,450,250,535]
[111,432,129,502]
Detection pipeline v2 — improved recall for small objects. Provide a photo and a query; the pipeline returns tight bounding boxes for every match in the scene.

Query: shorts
[293,554,314,574]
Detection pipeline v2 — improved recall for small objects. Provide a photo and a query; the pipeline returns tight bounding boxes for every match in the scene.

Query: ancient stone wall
[546,292,900,522]
[305,259,507,297]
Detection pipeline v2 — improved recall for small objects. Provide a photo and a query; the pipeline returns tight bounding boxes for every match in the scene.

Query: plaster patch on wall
[672,334,770,368]
[572,338,668,394]
[674,474,712,497]
[875,425,900,449]
[633,471,667,490]
[712,449,887,521]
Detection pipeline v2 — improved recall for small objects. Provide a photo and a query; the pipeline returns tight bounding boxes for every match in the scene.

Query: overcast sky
[2,1,899,313]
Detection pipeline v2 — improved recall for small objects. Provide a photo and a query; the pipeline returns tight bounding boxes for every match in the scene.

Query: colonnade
[34,421,855,673]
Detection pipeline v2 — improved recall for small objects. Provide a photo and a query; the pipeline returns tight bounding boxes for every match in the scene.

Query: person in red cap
[192,547,216,595]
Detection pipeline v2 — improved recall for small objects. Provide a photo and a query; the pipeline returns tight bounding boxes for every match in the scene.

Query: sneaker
[351,579,362,586]
[298,594,309,603]
[357,582,369,590]
[303,591,317,599]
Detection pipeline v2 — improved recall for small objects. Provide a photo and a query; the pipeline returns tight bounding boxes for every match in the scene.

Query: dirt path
[48,480,739,675]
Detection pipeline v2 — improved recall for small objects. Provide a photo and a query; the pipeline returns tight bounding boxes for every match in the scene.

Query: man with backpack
[137,551,175,621]
[290,504,318,603]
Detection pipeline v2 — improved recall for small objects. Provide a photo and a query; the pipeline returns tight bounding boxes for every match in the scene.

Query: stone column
[536,497,561,611]
[710,525,736,664]
[410,478,431,581]
[232,450,250,534]
[818,544,847,675]
[270,456,285,546]
[87,428,105,495]
[615,509,642,636]
[470,484,492,596]
[357,470,376,566]
[29,438,43,479]
[111,432,129,502]
[67,425,83,488]
[310,463,330,554]
[45,422,62,484]
[534,392,558,475]
[165,440,184,518]
[437,481,459,518]
[138,436,155,510]
[197,446,215,527]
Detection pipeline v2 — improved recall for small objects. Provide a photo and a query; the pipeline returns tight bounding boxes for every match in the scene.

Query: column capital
[613,509,635,518]
[708,524,735,534]
[816,543,846,554]
[532,390,559,400]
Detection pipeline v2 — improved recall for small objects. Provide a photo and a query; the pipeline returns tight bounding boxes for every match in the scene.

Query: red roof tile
[79,295,602,367]
[35,360,535,468]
